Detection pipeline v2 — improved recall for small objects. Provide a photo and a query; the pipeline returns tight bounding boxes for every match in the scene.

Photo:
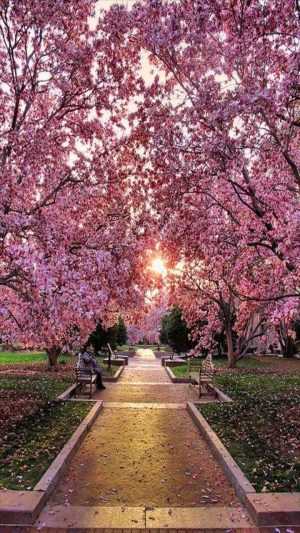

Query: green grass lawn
[0,351,118,377]
[0,347,172,366]
[0,350,46,365]
[172,356,270,378]
[0,350,72,365]
[117,345,135,352]
[0,375,91,490]
[200,372,300,492]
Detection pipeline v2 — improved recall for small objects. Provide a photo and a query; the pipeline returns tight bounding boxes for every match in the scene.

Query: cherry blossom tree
[102,0,300,364]
[2,0,300,370]
[127,325,144,345]
[0,223,148,368]
[0,0,151,367]
[170,258,268,366]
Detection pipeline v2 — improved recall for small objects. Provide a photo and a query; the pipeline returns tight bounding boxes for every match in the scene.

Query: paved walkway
[135,348,156,360]
[35,351,254,530]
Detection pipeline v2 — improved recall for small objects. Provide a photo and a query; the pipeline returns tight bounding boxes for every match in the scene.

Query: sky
[96,0,135,11]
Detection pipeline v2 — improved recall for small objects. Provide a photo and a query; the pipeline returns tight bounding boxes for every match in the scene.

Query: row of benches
[75,349,216,399]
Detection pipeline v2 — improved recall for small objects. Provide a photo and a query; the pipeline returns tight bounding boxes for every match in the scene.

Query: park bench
[170,352,190,361]
[188,354,216,398]
[74,366,97,398]
[106,343,128,365]
[161,352,186,366]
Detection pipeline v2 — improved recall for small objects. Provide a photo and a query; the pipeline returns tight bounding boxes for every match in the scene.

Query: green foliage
[200,373,300,492]
[159,315,169,345]
[160,306,194,354]
[116,316,127,346]
[88,321,118,352]
[88,317,128,352]
[105,325,118,350]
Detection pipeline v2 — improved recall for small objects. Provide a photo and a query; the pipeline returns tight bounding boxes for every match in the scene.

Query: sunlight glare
[151,257,167,276]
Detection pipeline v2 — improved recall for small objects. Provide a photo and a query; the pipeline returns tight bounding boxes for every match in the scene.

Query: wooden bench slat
[75,365,97,398]
[188,355,216,398]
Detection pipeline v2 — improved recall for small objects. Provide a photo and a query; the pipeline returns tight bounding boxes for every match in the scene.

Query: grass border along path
[199,372,300,493]
[172,357,271,379]
[0,375,91,490]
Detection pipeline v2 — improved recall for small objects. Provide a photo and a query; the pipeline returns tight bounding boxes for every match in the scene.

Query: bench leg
[74,382,81,397]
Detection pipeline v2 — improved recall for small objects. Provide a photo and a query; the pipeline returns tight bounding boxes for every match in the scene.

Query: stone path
[35,350,254,530]
[50,407,238,508]
[135,348,156,360]
[94,383,203,403]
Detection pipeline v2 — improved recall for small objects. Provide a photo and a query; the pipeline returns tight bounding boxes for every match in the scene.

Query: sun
[151,257,167,276]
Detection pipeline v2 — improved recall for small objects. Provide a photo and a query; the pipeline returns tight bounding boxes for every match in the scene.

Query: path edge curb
[0,401,103,526]
[57,383,77,400]
[34,400,103,493]
[104,364,124,382]
[164,365,190,383]
[187,401,300,527]
[187,401,256,504]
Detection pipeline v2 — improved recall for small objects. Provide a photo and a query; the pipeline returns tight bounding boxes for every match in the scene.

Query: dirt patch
[0,363,74,379]
[50,407,239,508]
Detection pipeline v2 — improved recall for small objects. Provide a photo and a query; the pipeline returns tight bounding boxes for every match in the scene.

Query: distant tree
[116,316,127,346]
[161,307,194,354]
[88,322,118,353]
[88,323,106,353]
[159,314,169,345]
[106,325,118,351]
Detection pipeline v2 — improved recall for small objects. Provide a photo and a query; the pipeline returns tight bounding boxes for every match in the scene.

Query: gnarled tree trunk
[278,321,296,358]
[46,346,61,371]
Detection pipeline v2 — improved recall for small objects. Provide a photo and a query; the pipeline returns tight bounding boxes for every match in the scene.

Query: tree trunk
[46,346,61,371]
[278,322,296,357]
[284,336,296,357]
[226,325,237,368]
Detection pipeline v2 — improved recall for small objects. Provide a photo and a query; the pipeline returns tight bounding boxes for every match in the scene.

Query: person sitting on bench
[78,343,106,390]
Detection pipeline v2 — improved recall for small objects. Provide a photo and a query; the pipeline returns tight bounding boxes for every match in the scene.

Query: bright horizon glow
[151,257,167,276]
